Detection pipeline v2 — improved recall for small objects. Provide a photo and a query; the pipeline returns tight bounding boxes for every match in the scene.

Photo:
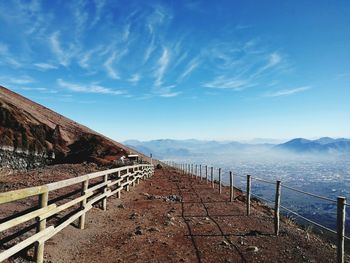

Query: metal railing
[166,161,348,263]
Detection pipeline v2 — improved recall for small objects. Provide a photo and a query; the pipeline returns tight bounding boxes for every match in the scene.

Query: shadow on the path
[167,168,248,263]
[163,169,203,263]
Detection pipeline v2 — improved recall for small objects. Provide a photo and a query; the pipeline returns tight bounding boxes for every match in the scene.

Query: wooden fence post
[219,168,222,194]
[102,173,108,210]
[274,180,281,235]
[35,191,48,263]
[230,171,233,202]
[79,179,89,229]
[211,167,214,188]
[132,168,136,187]
[246,175,251,216]
[116,171,121,198]
[126,168,130,192]
[138,167,141,182]
[337,196,346,263]
[205,165,208,183]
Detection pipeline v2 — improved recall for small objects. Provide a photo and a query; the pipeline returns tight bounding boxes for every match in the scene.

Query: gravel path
[40,166,342,263]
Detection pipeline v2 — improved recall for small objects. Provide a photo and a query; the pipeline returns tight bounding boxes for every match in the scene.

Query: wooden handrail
[0,164,154,263]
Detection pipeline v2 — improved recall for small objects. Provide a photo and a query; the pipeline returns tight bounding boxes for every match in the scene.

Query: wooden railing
[0,164,154,263]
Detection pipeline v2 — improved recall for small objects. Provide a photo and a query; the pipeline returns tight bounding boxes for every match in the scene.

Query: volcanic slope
[0,85,148,167]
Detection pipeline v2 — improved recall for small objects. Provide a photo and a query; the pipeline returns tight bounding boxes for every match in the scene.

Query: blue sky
[0,0,349,141]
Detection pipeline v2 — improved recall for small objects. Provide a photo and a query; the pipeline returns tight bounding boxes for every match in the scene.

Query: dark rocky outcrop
[0,148,50,169]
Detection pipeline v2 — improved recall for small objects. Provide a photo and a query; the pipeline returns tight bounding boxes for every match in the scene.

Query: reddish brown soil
[10,166,342,263]
[0,86,150,165]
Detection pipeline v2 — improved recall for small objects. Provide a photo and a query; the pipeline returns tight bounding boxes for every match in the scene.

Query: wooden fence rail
[0,164,154,263]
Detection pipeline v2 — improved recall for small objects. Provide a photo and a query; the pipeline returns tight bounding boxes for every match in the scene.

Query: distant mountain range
[124,137,350,159]
[275,137,350,153]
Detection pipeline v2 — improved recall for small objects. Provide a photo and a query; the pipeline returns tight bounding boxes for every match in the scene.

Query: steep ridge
[0,85,148,169]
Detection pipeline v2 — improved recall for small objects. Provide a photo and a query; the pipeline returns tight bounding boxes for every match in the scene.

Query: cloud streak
[177,57,199,82]
[128,74,141,84]
[266,86,311,97]
[154,47,170,87]
[104,52,120,79]
[203,76,253,90]
[57,79,125,95]
[49,31,75,67]
[34,63,58,70]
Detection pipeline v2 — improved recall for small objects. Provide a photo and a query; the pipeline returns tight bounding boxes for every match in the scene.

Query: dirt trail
[42,167,341,263]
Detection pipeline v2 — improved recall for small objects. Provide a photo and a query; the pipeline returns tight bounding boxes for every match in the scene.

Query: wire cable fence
[166,161,349,263]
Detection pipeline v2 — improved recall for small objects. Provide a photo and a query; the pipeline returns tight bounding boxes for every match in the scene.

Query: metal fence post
[246,175,251,216]
[195,164,198,179]
[219,168,222,194]
[230,171,233,202]
[211,167,214,188]
[337,196,346,263]
[200,165,202,181]
[274,180,281,235]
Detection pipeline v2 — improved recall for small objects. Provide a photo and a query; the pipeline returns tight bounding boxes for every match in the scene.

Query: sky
[0,0,349,142]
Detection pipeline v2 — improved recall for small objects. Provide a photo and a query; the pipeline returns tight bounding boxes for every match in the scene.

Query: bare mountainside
[0,86,147,169]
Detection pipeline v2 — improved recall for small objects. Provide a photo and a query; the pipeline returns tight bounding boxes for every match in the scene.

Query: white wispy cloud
[177,57,199,82]
[147,5,169,34]
[266,86,311,97]
[49,31,75,67]
[78,45,104,69]
[103,48,128,79]
[143,36,156,63]
[34,63,58,70]
[152,83,181,98]
[104,52,120,79]
[258,52,282,73]
[0,76,34,85]
[128,74,141,84]
[14,87,48,92]
[203,76,253,90]
[0,42,22,68]
[72,1,89,37]
[57,79,125,95]
[155,47,170,86]
[122,24,131,42]
[159,91,181,98]
[267,52,282,68]
[90,0,106,27]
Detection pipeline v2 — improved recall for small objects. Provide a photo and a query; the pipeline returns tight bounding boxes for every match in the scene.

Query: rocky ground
[1,165,348,262]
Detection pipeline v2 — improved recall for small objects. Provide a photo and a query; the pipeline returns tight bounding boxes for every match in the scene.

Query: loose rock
[129,212,139,220]
[246,246,259,253]
[118,203,126,209]
[135,226,143,235]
